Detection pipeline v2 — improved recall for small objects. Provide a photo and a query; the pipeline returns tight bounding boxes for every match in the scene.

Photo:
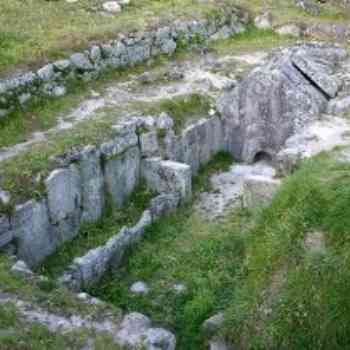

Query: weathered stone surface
[254,12,273,30]
[104,146,140,208]
[79,146,105,223]
[328,95,350,115]
[0,215,12,248]
[130,281,149,295]
[12,200,58,267]
[11,260,34,277]
[149,193,180,221]
[275,24,302,37]
[0,11,247,119]
[45,165,82,242]
[243,175,281,210]
[139,131,160,158]
[142,158,192,202]
[115,313,176,350]
[217,43,347,162]
[70,53,94,72]
[295,0,320,15]
[203,313,225,336]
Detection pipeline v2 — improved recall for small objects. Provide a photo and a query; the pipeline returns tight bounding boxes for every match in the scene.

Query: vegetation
[38,183,154,278]
[0,0,235,76]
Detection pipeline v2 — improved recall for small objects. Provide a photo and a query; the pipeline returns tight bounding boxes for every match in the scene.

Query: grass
[38,183,154,278]
[0,0,237,76]
[137,93,213,135]
[210,25,298,55]
[221,153,350,349]
[87,152,245,349]
[0,302,122,350]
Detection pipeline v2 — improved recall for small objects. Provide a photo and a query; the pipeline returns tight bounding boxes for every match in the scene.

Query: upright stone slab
[0,215,12,249]
[45,165,82,243]
[181,124,201,175]
[12,200,57,267]
[103,146,141,209]
[79,145,105,223]
[142,158,192,202]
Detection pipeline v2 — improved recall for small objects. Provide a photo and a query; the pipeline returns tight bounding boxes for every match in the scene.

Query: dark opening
[253,151,272,163]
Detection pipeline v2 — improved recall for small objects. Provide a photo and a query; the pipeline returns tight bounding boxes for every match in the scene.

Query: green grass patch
[222,154,350,349]
[0,0,237,76]
[87,152,245,349]
[137,93,213,134]
[38,183,154,278]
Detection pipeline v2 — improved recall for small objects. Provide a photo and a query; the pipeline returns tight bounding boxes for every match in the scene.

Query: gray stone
[130,281,149,295]
[328,96,350,115]
[172,283,187,294]
[45,165,82,242]
[140,131,160,158]
[70,53,94,72]
[18,93,31,106]
[53,59,72,72]
[295,0,320,15]
[0,189,11,206]
[0,215,12,248]
[276,24,302,38]
[142,158,192,202]
[203,313,225,335]
[79,146,105,223]
[217,43,346,162]
[209,338,231,350]
[149,193,180,221]
[51,85,66,97]
[37,64,55,82]
[11,260,34,277]
[115,313,176,350]
[102,1,121,13]
[142,328,176,350]
[104,146,140,208]
[89,46,102,65]
[254,12,273,30]
[243,175,281,210]
[12,200,58,267]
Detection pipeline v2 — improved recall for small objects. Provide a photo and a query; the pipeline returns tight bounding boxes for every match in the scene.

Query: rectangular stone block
[45,165,82,242]
[104,146,141,209]
[12,200,58,267]
[141,158,192,202]
[243,175,281,210]
[79,145,105,223]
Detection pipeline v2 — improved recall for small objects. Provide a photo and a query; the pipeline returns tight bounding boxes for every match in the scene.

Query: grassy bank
[222,152,350,349]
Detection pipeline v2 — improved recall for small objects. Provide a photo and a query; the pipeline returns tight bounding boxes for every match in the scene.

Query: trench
[66,154,276,349]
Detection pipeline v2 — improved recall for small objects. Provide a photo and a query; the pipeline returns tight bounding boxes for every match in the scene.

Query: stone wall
[0,8,248,119]
[0,112,228,268]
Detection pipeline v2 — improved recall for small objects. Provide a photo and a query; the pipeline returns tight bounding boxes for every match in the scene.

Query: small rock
[202,313,225,335]
[0,190,11,206]
[254,12,273,30]
[276,24,302,38]
[130,281,150,295]
[172,283,187,294]
[11,260,34,277]
[143,328,176,350]
[209,338,232,350]
[102,1,122,13]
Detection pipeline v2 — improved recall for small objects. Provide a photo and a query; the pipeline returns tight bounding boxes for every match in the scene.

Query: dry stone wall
[0,113,228,268]
[0,8,248,119]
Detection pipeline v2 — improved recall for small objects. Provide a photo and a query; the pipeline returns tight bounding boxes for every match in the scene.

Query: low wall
[0,8,248,119]
[0,112,229,267]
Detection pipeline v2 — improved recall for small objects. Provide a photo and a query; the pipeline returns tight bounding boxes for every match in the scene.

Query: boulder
[141,158,192,202]
[295,0,320,15]
[217,43,347,163]
[243,175,281,210]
